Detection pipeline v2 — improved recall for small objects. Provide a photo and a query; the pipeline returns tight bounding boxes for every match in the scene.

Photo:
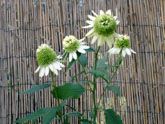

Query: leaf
[97,56,108,68]
[65,112,82,117]
[13,108,52,123]
[42,107,61,124]
[67,59,75,70]
[79,54,88,67]
[21,84,51,95]
[89,111,94,119]
[104,109,123,124]
[51,83,85,99]
[62,52,69,59]
[106,86,120,96]
[85,47,95,52]
[80,119,91,124]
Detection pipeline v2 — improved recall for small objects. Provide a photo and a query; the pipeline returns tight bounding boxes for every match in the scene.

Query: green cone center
[63,39,80,53]
[94,14,117,37]
[114,38,130,49]
[36,47,57,66]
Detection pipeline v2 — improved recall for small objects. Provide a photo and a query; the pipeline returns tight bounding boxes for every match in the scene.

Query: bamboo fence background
[0,0,165,124]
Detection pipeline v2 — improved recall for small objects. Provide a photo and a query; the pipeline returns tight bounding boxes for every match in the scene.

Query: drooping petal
[72,52,77,60]
[78,48,86,53]
[56,61,65,68]
[106,36,114,48]
[86,29,95,37]
[53,62,62,70]
[122,50,126,57]
[98,37,105,46]
[91,35,98,44]
[39,67,46,77]
[79,38,85,42]
[45,66,49,76]
[91,10,98,16]
[88,15,96,21]
[35,66,40,73]
[116,20,120,25]
[49,64,58,75]
[130,49,136,54]
[125,48,131,56]
[86,20,93,25]
[69,53,73,62]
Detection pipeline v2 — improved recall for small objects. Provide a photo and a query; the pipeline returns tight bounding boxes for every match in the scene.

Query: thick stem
[93,46,101,122]
[51,72,64,124]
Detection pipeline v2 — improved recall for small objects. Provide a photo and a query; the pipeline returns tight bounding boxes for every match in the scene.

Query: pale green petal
[91,35,98,44]
[98,36,105,46]
[86,29,95,37]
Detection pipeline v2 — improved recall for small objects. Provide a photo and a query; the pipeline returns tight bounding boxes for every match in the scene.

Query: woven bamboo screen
[0,0,165,124]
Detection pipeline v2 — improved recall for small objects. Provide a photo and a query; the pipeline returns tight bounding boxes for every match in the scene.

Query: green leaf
[89,111,94,119]
[65,112,82,117]
[71,71,85,79]
[51,83,85,99]
[79,54,88,67]
[13,108,52,123]
[80,119,91,124]
[67,59,75,70]
[97,56,108,68]
[42,107,61,124]
[85,47,95,52]
[21,84,51,95]
[106,86,120,96]
[104,109,123,124]
[62,52,69,59]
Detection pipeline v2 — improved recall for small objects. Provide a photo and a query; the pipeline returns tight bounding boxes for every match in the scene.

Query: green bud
[114,36,131,49]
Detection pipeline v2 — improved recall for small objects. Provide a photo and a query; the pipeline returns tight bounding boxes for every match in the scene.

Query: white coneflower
[109,34,136,57]
[35,44,65,77]
[83,9,120,47]
[63,35,89,62]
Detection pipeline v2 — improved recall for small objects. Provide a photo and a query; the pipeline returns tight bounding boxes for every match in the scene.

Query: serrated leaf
[79,54,88,67]
[42,107,61,124]
[21,84,51,95]
[65,112,82,117]
[13,108,52,123]
[106,86,120,96]
[104,109,123,124]
[51,83,85,99]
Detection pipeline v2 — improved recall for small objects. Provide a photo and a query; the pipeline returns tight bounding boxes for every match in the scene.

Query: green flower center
[63,36,80,53]
[94,14,117,37]
[36,46,57,66]
[114,37,130,49]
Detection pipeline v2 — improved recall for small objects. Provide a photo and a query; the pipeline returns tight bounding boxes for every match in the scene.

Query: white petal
[114,16,117,20]
[82,24,93,29]
[56,61,65,68]
[57,55,62,59]
[125,48,131,56]
[79,38,85,42]
[39,67,46,77]
[116,20,120,25]
[106,36,114,48]
[45,67,49,76]
[78,48,86,53]
[130,49,136,54]
[106,10,111,15]
[100,10,104,15]
[35,66,40,73]
[88,15,96,21]
[69,53,73,62]
[86,29,94,37]
[91,35,98,44]
[49,64,58,75]
[53,62,62,70]
[72,52,77,60]
[98,37,105,46]
[122,50,126,57]
[91,10,98,16]
[80,45,90,49]
[86,20,93,25]
[109,48,115,54]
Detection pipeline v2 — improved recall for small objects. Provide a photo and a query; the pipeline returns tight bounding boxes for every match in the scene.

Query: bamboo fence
[0,0,165,124]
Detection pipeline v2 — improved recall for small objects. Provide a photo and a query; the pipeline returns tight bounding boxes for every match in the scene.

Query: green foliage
[51,83,85,99]
[80,119,91,124]
[104,109,123,124]
[21,84,51,95]
[85,47,95,52]
[106,86,120,96]
[78,54,88,67]
[67,59,76,70]
[13,107,61,124]
[65,112,82,117]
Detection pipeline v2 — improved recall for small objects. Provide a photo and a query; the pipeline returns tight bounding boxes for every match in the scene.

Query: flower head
[35,44,65,77]
[109,35,136,57]
[83,10,120,47]
[63,35,89,62]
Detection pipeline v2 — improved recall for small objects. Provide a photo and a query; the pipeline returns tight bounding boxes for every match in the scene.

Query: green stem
[51,72,64,124]
[93,46,101,122]
[97,53,122,108]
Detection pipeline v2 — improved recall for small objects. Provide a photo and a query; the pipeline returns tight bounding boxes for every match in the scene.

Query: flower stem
[93,46,101,122]
[50,71,64,124]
